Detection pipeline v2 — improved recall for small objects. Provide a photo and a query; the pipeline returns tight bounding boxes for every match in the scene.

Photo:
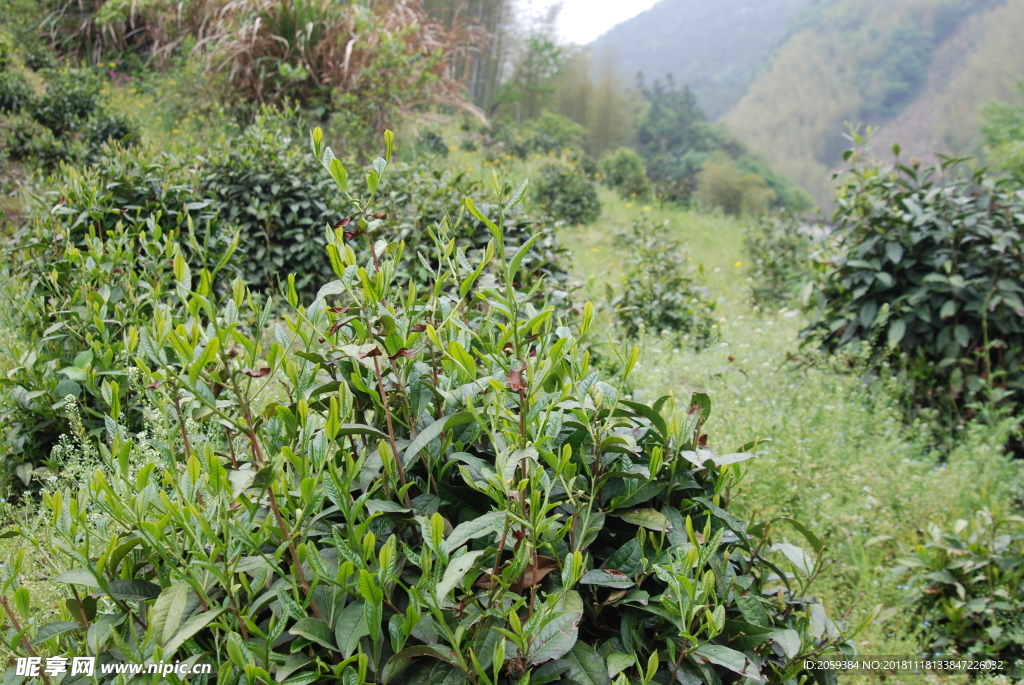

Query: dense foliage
[803,149,1024,420]
[0,130,848,684]
[379,163,574,304]
[533,162,601,226]
[0,65,137,173]
[895,507,1024,662]
[1,112,577,484]
[199,111,342,297]
[609,216,717,344]
[744,213,827,308]
[599,148,649,201]
[1,147,233,481]
[636,81,807,212]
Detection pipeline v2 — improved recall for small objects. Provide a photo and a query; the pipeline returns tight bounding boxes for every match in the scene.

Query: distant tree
[423,0,513,112]
[982,82,1024,184]
[585,55,638,155]
[636,77,734,184]
[636,76,807,210]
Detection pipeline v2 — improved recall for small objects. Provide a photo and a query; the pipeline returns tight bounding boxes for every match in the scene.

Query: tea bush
[198,111,572,302]
[610,215,718,344]
[31,68,100,137]
[744,213,828,308]
[380,162,575,306]
[894,507,1024,663]
[599,147,649,200]
[803,150,1024,419]
[198,110,342,297]
[1,145,234,481]
[697,156,777,217]
[84,109,137,152]
[0,129,851,684]
[0,71,33,114]
[534,161,601,226]
[18,143,225,246]
[418,130,449,158]
[2,114,78,170]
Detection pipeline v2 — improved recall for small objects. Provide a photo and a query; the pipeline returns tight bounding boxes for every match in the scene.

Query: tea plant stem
[223,427,240,469]
[489,516,512,590]
[670,638,688,685]
[0,595,52,685]
[265,485,323,621]
[69,585,90,627]
[372,354,412,508]
[171,390,193,460]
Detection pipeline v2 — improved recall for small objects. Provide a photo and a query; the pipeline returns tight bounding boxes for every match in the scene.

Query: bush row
[0,129,849,684]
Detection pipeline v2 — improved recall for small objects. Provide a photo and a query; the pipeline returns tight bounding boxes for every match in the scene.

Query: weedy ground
[567,190,1023,685]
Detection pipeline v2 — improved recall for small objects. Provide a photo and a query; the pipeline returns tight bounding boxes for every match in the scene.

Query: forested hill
[722,0,1024,202]
[589,0,810,119]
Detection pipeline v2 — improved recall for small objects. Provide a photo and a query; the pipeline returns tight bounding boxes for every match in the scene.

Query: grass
[569,189,1023,684]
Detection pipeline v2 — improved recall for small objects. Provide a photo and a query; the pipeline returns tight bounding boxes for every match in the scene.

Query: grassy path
[564,193,1022,683]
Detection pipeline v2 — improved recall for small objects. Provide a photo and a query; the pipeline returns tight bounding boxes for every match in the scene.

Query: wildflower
[734,261,743,267]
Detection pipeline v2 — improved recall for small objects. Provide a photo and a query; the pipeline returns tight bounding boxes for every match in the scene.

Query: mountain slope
[721,0,1017,202]
[589,0,810,119]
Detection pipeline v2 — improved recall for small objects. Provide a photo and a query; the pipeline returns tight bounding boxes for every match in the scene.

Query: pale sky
[552,0,662,44]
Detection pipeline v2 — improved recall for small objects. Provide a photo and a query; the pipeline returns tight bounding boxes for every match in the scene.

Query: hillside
[589,0,810,119]
[722,0,1024,203]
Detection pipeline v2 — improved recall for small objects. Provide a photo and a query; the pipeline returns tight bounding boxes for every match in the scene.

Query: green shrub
[84,109,137,152]
[199,110,342,296]
[31,68,100,137]
[610,215,718,343]
[492,112,588,160]
[894,506,1024,663]
[534,161,601,225]
[2,129,850,684]
[418,130,449,158]
[21,142,225,246]
[380,162,575,305]
[1,145,235,481]
[2,114,79,170]
[802,151,1024,420]
[0,70,33,114]
[599,147,649,200]
[744,213,829,308]
[697,155,777,217]
[24,45,55,71]
[1,212,239,489]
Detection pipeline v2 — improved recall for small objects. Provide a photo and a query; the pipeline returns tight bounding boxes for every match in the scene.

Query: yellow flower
[591,248,599,252]
[643,205,652,211]
[172,129,180,134]
[734,261,743,267]
[625,203,633,208]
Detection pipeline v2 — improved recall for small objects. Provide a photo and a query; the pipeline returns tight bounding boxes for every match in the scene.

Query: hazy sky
[553,0,662,44]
